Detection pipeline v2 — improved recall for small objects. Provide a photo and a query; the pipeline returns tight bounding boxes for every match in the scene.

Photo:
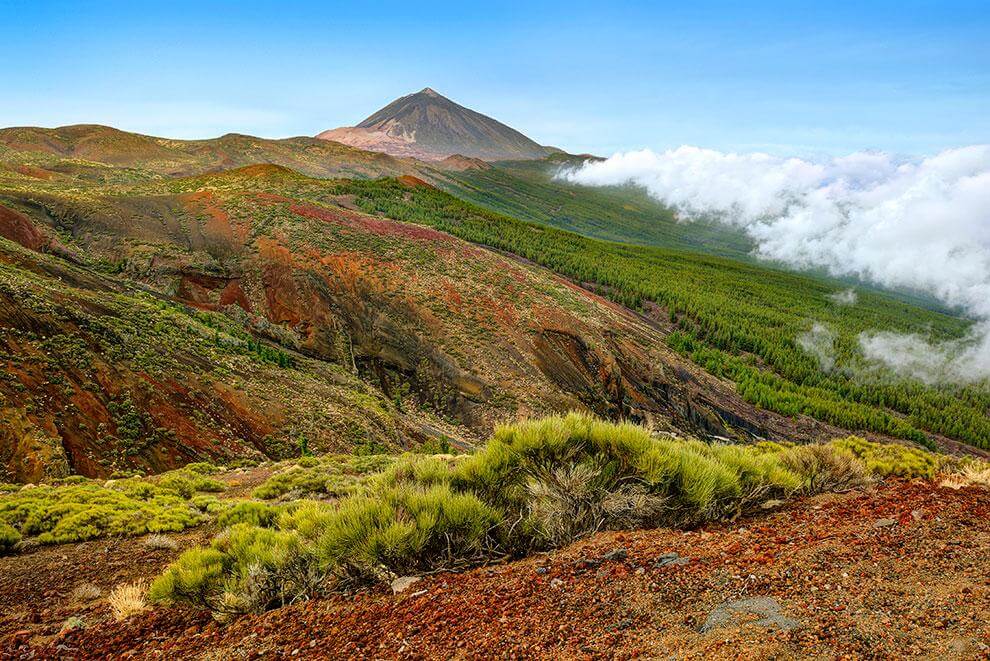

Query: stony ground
[2,479,988,659]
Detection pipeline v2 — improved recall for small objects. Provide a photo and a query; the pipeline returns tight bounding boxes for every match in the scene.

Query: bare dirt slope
[6,479,987,659]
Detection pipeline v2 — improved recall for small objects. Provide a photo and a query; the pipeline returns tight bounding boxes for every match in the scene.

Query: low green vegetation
[0,464,225,545]
[252,454,394,500]
[149,414,952,618]
[0,522,20,555]
[832,435,941,479]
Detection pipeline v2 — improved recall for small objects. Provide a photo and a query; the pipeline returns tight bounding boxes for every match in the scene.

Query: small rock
[550,578,564,589]
[700,597,801,633]
[655,552,689,568]
[390,576,422,594]
[535,566,550,575]
[873,518,897,529]
[602,548,628,562]
[607,618,633,631]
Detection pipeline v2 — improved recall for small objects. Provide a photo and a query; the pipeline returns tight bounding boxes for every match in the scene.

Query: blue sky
[1,0,986,157]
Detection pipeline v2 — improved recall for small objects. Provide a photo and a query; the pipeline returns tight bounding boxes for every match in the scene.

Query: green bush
[217,501,277,528]
[156,469,225,499]
[0,468,223,546]
[0,522,20,554]
[252,455,394,501]
[149,524,316,617]
[151,414,954,618]
[451,414,801,531]
[832,436,940,479]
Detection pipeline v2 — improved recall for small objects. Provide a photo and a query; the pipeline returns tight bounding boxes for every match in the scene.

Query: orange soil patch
[181,191,247,246]
[396,174,435,188]
[290,203,453,243]
[0,203,44,251]
[255,192,293,205]
[14,164,54,180]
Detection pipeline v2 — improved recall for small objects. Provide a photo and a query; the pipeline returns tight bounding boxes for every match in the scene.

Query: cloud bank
[560,145,990,382]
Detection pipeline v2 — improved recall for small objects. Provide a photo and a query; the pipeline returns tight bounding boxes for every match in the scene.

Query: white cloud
[561,145,990,382]
[797,323,837,372]
[859,324,990,385]
[828,288,858,305]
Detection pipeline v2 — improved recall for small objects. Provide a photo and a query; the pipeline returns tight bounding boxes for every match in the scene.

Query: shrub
[70,583,102,602]
[156,470,225,498]
[190,494,224,514]
[217,501,277,528]
[0,468,218,546]
[452,413,801,532]
[150,524,319,617]
[940,460,990,490]
[252,455,394,501]
[780,444,870,494]
[108,581,148,620]
[150,413,955,619]
[0,523,21,555]
[832,436,940,479]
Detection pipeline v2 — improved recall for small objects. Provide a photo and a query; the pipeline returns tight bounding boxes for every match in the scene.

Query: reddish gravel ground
[4,479,989,660]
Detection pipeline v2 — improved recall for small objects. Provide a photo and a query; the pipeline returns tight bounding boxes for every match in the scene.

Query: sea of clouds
[560,145,990,383]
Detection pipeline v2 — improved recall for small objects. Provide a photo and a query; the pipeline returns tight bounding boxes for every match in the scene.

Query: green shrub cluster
[0,466,226,546]
[252,454,393,500]
[0,522,20,554]
[156,414,918,616]
[217,501,278,528]
[832,435,940,478]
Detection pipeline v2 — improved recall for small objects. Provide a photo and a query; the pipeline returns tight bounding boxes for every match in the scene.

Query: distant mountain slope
[317,88,553,161]
[439,155,755,259]
[0,124,421,180]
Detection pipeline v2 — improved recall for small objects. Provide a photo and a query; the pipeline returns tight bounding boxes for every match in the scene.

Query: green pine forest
[288,176,989,451]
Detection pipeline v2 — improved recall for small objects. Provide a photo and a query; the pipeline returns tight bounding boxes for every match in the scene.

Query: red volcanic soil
[396,174,435,188]
[13,165,55,180]
[11,480,989,659]
[0,203,44,251]
[290,203,452,243]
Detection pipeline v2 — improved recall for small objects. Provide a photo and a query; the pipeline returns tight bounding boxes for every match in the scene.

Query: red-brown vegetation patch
[290,203,452,243]
[396,174,434,188]
[13,164,54,180]
[218,279,252,311]
[181,191,246,247]
[254,192,292,206]
[0,203,44,251]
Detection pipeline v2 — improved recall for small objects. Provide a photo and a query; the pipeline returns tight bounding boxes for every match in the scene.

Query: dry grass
[780,444,870,494]
[108,580,149,620]
[70,582,102,603]
[143,533,178,550]
[941,464,990,490]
